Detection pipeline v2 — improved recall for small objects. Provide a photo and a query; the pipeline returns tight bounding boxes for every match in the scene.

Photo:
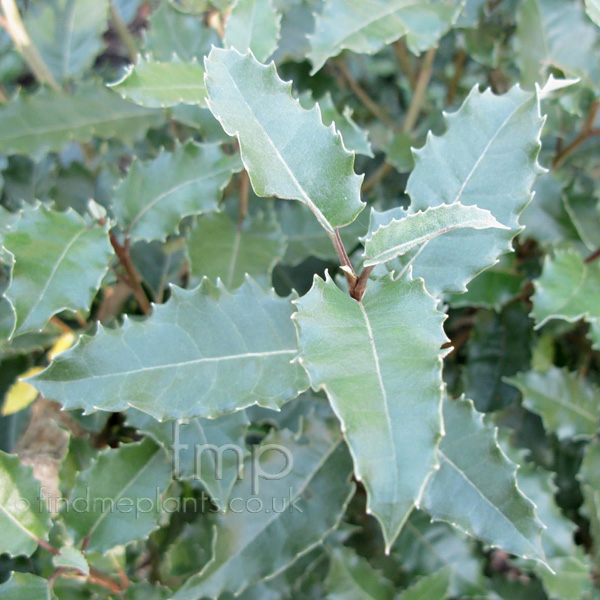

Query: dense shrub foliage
[0,0,600,598]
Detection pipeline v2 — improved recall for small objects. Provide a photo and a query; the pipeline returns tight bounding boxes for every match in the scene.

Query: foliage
[0,1,599,599]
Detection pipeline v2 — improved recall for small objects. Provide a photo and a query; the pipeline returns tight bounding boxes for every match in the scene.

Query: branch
[336,60,398,130]
[109,231,152,315]
[394,40,417,89]
[585,247,600,264]
[553,100,600,170]
[402,48,436,134]
[0,0,60,91]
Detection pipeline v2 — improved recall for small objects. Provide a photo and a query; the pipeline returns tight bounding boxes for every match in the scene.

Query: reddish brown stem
[585,247,600,264]
[109,231,151,315]
[553,100,600,170]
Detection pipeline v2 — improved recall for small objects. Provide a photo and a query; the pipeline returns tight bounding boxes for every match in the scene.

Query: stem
[585,247,600,264]
[362,162,394,195]
[109,231,152,315]
[238,170,249,228]
[446,48,466,106]
[109,1,138,63]
[402,48,436,134]
[0,0,60,90]
[394,40,417,89]
[336,60,398,130]
[352,266,374,301]
[553,100,600,170]
[328,229,357,292]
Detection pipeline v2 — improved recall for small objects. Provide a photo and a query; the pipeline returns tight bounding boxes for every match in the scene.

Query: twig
[362,162,394,195]
[0,0,60,90]
[50,316,74,333]
[553,100,600,170]
[446,48,466,106]
[238,170,249,228]
[585,247,600,264]
[109,1,138,62]
[336,60,398,130]
[109,231,152,315]
[402,48,436,134]
[394,40,417,89]
[328,229,357,292]
[352,266,374,301]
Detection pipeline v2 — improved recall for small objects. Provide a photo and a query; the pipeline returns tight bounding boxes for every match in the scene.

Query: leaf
[127,408,249,504]
[516,0,600,88]
[113,141,241,242]
[0,451,52,557]
[0,573,53,600]
[423,397,546,564]
[3,205,112,337]
[586,0,600,27]
[1,366,43,416]
[298,91,373,157]
[109,57,208,108]
[531,249,600,327]
[62,438,172,553]
[537,556,594,600]
[307,0,463,74]
[142,2,221,61]
[397,568,453,600]
[293,273,448,550]
[325,546,394,600]
[171,419,355,599]
[188,210,286,289]
[224,0,282,62]
[404,85,544,296]
[0,85,163,156]
[53,547,90,575]
[25,0,109,82]
[362,203,507,267]
[506,367,599,440]
[30,278,309,420]
[204,48,365,234]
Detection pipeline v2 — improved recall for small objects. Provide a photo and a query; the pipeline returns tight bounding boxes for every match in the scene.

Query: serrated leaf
[298,91,373,157]
[506,367,599,440]
[307,0,463,74]
[53,547,90,575]
[405,85,544,296]
[224,0,281,62]
[538,555,593,600]
[531,249,600,327]
[0,451,52,556]
[188,210,285,289]
[171,419,355,599]
[423,397,546,564]
[62,438,172,553]
[204,48,364,234]
[586,0,600,26]
[516,0,600,87]
[25,0,109,82]
[362,203,507,267]
[325,546,394,600]
[109,57,208,108]
[3,205,112,337]
[127,408,249,504]
[397,568,453,600]
[0,572,53,600]
[293,274,448,550]
[114,141,241,242]
[143,2,221,61]
[30,278,309,420]
[0,85,163,156]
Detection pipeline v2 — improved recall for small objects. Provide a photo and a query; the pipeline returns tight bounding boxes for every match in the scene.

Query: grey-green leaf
[62,438,172,553]
[293,273,448,551]
[127,408,249,504]
[26,0,109,82]
[0,85,163,156]
[204,48,364,234]
[506,367,599,440]
[325,545,394,600]
[224,0,282,62]
[109,57,208,108]
[53,547,90,575]
[423,397,547,564]
[30,278,309,419]
[188,210,286,288]
[3,205,113,337]
[405,85,544,296]
[0,451,52,557]
[396,568,453,600]
[307,0,463,74]
[0,572,53,600]
[114,141,241,242]
[362,203,508,267]
[172,419,355,599]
